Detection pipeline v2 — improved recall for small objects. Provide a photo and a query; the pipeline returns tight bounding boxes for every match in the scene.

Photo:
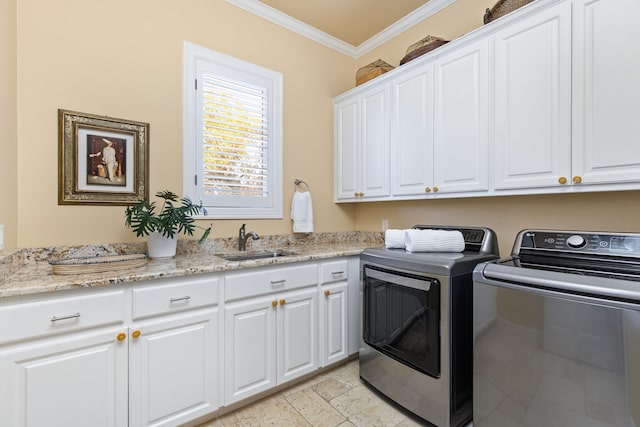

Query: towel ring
[294,179,309,191]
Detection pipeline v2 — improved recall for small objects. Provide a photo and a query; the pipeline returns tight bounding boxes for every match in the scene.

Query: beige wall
[354,191,640,330]
[354,191,640,258]
[15,0,356,247]
[355,0,496,70]
[0,0,18,249]
[9,0,640,250]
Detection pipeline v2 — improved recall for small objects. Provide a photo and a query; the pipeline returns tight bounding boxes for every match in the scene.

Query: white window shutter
[183,42,283,218]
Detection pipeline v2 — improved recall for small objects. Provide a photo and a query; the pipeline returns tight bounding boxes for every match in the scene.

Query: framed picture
[58,109,149,205]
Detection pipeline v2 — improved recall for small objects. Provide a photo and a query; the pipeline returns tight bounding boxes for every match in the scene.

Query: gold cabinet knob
[433,187,439,193]
[354,192,358,197]
[324,290,330,297]
[558,177,567,184]
[131,330,141,339]
[116,332,127,342]
[279,299,286,306]
[425,187,431,193]
[358,192,364,197]
[572,176,582,184]
[272,300,278,307]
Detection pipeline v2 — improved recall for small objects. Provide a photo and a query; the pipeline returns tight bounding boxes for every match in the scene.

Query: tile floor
[195,359,426,427]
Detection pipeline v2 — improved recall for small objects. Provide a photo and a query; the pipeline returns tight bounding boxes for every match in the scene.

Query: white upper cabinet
[434,39,490,194]
[361,86,391,199]
[492,2,572,190]
[334,85,390,201]
[391,64,435,196]
[334,0,640,202]
[572,0,640,186]
[335,97,359,200]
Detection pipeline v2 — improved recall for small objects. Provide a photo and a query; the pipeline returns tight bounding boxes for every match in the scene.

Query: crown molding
[225,0,456,59]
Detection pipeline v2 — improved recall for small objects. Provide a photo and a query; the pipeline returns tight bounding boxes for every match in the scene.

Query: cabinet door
[492,2,572,190]
[129,310,218,427]
[572,0,640,185]
[361,85,391,199]
[334,97,360,200]
[277,288,318,383]
[224,296,277,405]
[391,64,435,196]
[0,329,128,427]
[434,39,489,194]
[319,282,348,367]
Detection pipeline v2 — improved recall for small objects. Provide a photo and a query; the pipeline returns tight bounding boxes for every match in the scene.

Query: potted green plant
[125,190,211,259]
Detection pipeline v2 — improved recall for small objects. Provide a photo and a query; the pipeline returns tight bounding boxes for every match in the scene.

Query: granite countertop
[0,232,383,299]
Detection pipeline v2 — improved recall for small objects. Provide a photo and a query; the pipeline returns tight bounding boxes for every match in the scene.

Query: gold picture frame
[58,109,149,205]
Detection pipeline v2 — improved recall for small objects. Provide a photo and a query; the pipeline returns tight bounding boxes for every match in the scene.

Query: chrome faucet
[238,223,259,251]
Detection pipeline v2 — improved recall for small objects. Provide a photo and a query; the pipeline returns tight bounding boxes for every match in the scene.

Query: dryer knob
[566,235,586,249]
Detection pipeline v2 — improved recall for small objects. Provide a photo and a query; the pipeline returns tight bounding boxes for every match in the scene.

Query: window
[183,41,283,218]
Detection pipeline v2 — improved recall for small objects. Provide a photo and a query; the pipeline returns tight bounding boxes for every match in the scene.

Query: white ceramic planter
[146,231,178,259]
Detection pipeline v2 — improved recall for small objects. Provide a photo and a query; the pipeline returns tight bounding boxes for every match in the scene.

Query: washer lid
[361,247,499,276]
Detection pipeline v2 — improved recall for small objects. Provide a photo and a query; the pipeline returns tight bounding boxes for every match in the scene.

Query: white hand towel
[405,229,465,253]
[385,229,406,249]
[291,191,314,233]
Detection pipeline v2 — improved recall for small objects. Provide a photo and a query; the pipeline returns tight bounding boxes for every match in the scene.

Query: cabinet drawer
[225,263,318,301]
[0,291,125,344]
[320,260,349,284]
[132,276,218,320]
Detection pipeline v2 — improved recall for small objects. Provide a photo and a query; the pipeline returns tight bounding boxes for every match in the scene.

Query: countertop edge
[0,245,371,300]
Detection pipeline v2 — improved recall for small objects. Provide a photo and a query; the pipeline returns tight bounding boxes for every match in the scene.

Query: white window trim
[183,41,283,219]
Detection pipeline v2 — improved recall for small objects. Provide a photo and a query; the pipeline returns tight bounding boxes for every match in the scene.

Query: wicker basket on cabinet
[356,59,394,86]
[484,0,536,23]
[399,35,449,65]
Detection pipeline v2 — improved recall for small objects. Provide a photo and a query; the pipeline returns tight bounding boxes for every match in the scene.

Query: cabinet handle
[272,300,279,307]
[324,290,331,297]
[425,187,431,193]
[354,192,358,197]
[433,186,439,193]
[572,176,583,184]
[359,192,364,197]
[116,332,127,342]
[170,296,191,303]
[558,176,568,185]
[270,279,286,286]
[131,330,141,339]
[279,299,286,306]
[50,312,80,322]
[331,271,344,277]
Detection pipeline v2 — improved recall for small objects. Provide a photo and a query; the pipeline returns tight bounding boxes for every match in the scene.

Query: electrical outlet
[381,219,389,232]
[0,225,4,251]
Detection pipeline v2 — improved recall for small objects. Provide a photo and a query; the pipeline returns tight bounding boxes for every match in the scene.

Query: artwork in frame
[58,109,149,205]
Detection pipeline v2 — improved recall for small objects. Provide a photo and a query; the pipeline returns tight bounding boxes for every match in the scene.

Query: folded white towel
[405,229,465,253]
[385,229,406,249]
[291,191,314,233]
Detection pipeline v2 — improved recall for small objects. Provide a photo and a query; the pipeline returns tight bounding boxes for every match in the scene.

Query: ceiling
[225,0,453,58]
[259,0,431,46]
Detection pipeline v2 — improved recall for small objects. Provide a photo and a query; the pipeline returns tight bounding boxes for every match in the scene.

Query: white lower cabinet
[129,310,218,427]
[0,328,128,427]
[0,275,220,427]
[224,287,318,405]
[0,257,360,426]
[319,281,348,367]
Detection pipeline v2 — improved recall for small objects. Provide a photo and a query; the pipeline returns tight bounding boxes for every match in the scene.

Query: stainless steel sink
[216,249,297,262]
